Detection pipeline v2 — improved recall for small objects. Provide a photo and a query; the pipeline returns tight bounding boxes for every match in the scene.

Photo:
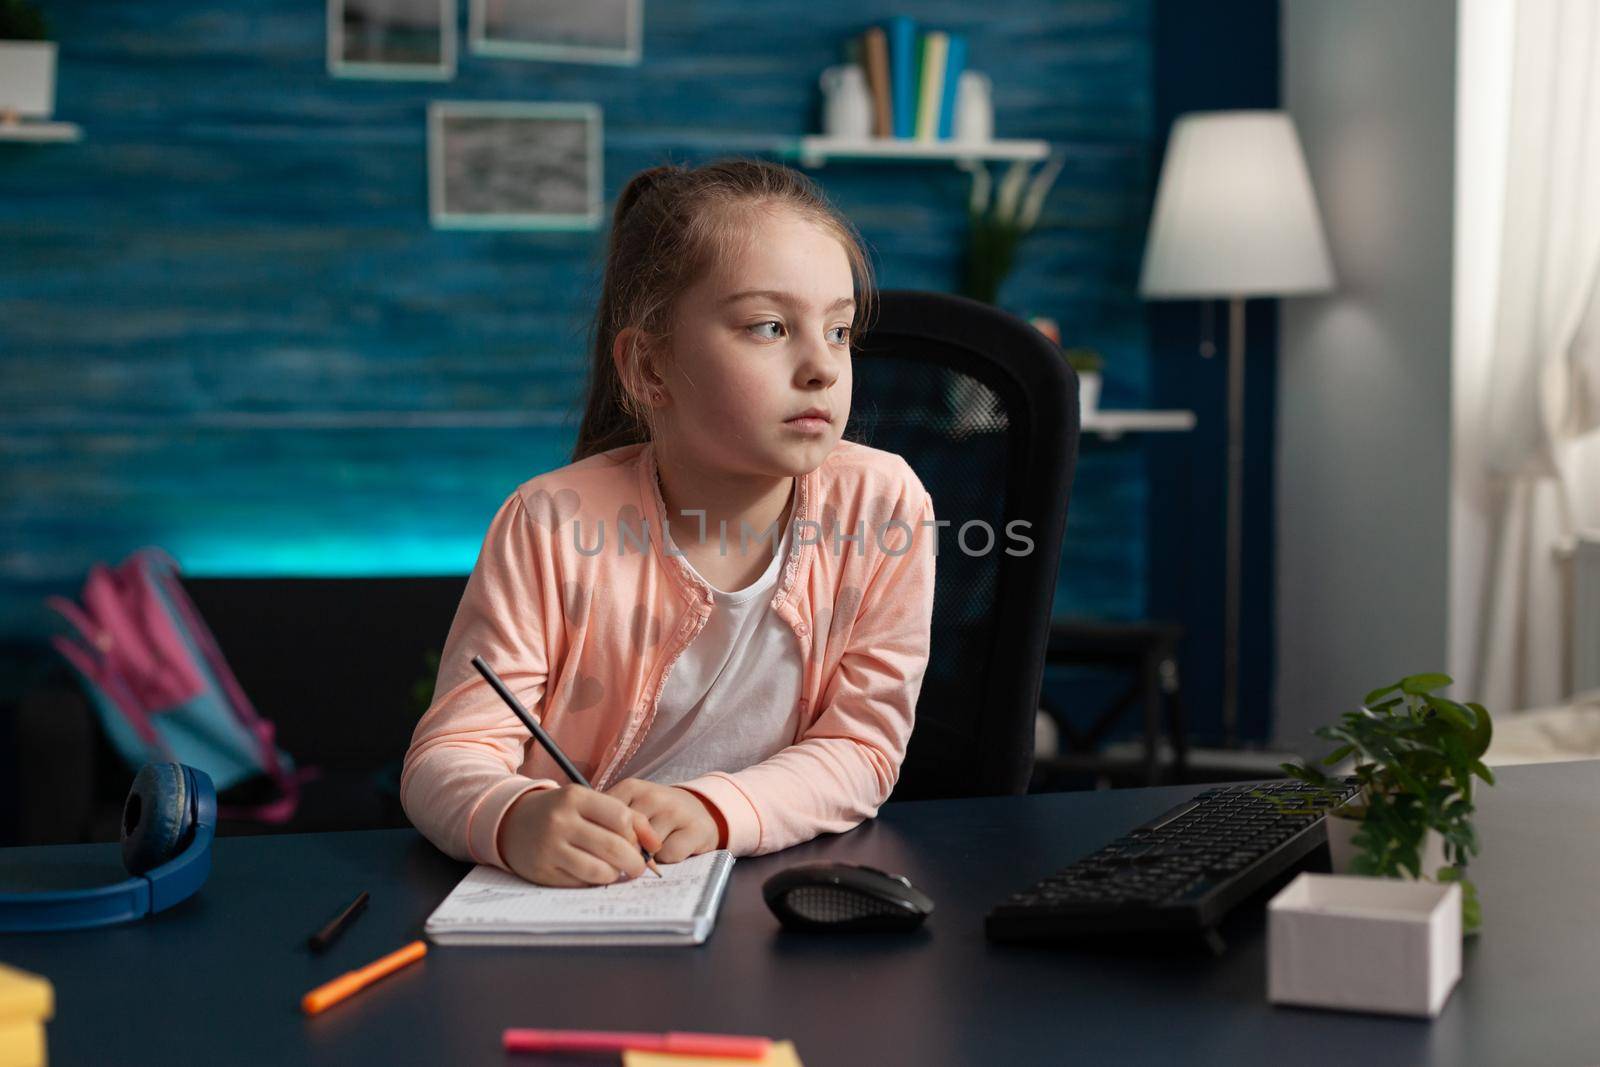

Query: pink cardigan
[400,438,937,869]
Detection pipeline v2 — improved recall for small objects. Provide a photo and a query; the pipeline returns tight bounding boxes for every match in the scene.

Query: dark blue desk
[2,760,1597,1065]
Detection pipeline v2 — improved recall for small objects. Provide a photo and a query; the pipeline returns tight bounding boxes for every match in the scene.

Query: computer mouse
[762,862,934,932]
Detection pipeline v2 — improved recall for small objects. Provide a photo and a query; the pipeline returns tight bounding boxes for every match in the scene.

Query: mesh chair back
[847,291,1079,799]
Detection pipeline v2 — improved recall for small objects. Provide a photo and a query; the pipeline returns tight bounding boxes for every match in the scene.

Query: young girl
[401,158,937,887]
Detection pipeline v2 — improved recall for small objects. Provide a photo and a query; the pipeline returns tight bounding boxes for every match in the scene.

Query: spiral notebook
[424,850,736,947]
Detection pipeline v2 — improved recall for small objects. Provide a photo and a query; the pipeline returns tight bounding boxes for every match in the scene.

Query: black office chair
[848,290,1079,801]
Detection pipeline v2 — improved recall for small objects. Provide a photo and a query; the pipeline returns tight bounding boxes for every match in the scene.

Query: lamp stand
[1223,295,1245,747]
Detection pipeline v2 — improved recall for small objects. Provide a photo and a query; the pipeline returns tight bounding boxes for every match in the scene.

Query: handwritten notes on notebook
[424,850,735,946]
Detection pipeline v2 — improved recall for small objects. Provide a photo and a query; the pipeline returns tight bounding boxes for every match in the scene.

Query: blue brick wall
[0,2,1154,656]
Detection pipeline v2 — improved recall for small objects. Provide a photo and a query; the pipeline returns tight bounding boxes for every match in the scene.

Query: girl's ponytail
[609,164,681,231]
[571,165,688,463]
[572,158,875,463]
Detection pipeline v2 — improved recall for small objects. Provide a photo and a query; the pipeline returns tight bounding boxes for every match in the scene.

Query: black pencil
[471,655,661,878]
[308,890,369,953]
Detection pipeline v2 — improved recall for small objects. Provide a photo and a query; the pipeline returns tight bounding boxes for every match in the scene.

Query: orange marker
[301,939,426,1015]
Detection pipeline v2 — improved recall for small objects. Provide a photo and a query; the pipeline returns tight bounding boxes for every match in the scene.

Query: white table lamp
[1139,110,1334,744]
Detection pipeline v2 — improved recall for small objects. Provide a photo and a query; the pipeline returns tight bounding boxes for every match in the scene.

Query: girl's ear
[613,327,669,409]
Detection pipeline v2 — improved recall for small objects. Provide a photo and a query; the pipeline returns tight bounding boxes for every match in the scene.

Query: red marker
[503,1028,771,1059]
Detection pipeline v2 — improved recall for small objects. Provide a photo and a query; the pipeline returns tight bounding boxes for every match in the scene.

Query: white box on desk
[1267,872,1461,1018]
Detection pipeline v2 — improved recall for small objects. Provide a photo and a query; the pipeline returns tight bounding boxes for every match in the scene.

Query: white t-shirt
[615,493,805,785]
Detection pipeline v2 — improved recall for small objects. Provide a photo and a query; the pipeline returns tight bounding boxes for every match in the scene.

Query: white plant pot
[1326,812,1451,879]
[1077,371,1101,418]
[0,41,57,120]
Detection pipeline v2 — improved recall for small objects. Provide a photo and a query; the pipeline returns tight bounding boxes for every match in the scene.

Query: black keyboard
[985,778,1361,944]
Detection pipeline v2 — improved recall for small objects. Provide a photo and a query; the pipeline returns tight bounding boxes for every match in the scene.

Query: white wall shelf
[1082,409,1196,441]
[783,136,1050,169]
[0,122,82,143]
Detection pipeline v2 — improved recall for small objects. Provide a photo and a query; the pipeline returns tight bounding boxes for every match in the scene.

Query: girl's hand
[605,779,723,863]
[496,785,664,887]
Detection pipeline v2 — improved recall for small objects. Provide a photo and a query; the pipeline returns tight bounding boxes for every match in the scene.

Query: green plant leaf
[1465,701,1494,758]
[1423,694,1473,730]
[1363,683,1401,705]
[1061,347,1104,373]
[1400,672,1453,695]
[1325,674,1495,932]
[1459,877,1482,935]
[1320,744,1356,766]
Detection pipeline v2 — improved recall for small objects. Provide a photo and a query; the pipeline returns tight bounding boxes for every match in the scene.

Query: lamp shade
[1139,110,1335,298]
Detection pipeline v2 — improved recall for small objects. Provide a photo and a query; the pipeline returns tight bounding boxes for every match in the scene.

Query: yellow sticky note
[0,964,52,1026]
[623,1038,803,1067]
[0,1019,46,1067]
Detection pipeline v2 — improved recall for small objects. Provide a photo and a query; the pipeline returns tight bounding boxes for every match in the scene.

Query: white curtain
[1475,0,1600,712]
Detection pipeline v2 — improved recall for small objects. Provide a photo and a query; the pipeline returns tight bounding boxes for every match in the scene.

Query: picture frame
[327,0,456,81]
[427,101,604,231]
[468,0,642,66]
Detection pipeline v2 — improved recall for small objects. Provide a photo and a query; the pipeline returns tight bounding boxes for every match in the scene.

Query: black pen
[308,890,369,953]
[471,655,662,878]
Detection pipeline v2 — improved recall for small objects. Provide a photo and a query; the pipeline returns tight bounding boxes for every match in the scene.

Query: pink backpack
[45,546,313,823]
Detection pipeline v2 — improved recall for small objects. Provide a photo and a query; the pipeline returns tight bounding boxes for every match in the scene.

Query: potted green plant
[1279,672,1496,933]
[1062,348,1104,416]
[962,154,1064,305]
[0,0,53,126]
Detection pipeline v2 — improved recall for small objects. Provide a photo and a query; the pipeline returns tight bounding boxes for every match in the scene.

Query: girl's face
[653,209,855,480]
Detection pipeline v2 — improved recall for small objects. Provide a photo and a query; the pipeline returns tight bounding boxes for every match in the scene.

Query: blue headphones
[0,762,216,932]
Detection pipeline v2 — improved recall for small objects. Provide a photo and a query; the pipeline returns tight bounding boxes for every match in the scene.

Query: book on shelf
[915,30,948,141]
[885,14,918,140]
[853,18,973,143]
[937,32,967,140]
[861,26,892,138]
